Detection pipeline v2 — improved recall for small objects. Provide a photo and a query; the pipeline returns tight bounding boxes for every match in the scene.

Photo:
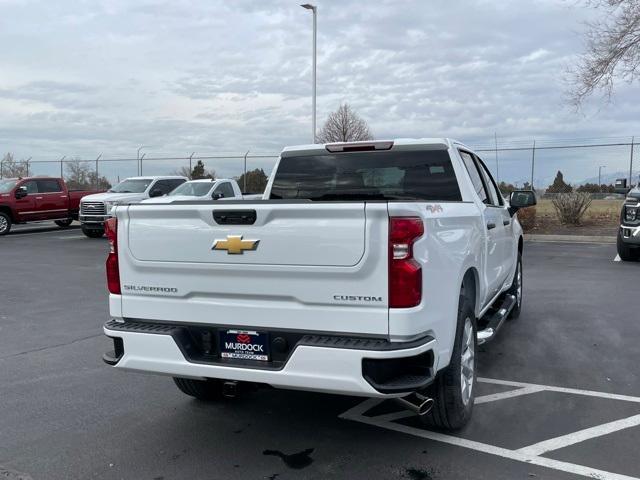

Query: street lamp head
[301,3,316,10]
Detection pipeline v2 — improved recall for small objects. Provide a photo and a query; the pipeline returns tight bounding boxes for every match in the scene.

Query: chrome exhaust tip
[394,392,434,416]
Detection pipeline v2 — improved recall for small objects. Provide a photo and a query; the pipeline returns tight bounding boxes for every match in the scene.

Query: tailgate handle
[213,210,257,225]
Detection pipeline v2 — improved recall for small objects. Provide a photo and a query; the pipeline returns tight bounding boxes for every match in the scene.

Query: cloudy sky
[1,0,638,184]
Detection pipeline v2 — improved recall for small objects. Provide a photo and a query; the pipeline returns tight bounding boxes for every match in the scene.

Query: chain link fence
[1,136,638,193]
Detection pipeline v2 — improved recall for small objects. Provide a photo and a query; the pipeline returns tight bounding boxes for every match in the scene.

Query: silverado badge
[212,235,260,254]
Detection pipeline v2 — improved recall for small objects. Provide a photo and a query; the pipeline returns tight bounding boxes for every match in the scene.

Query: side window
[23,180,39,194]
[153,180,174,195]
[168,179,185,191]
[221,182,235,198]
[214,182,235,198]
[37,179,62,193]
[476,157,503,207]
[459,151,488,204]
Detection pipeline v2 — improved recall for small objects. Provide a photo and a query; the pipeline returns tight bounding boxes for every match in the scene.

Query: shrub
[517,206,537,231]
[551,193,592,225]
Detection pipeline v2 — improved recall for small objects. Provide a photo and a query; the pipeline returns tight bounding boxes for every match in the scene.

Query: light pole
[137,146,149,176]
[301,4,317,143]
[598,165,606,191]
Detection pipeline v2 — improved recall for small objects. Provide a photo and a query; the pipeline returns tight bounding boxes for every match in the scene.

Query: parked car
[79,176,186,238]
[0,177,104,235]
[616,184,640,261]
[102,139,535,431]
[141,178,244,203]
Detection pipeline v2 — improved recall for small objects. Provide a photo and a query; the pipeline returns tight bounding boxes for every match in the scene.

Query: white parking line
[475,385,545,404]
[340,378,640,480]
[518,413,640,456]
[342,411,640,480]
[615,254,622,262]
[478,377,640,404]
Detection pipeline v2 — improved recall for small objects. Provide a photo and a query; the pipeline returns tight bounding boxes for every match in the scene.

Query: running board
[476,294,517,345]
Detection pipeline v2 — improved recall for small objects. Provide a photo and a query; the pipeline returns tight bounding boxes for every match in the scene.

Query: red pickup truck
[0,177,105,235]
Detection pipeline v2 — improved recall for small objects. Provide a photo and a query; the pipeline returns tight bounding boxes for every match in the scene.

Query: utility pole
[598,165,606,191]
[59,156,65,178]
[494,132,499,184]
[530,140,536,190]
[630,136,635,188]
[95,154,102,189]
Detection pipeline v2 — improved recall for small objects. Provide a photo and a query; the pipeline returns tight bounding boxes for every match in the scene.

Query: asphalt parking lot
[1,227,639,480]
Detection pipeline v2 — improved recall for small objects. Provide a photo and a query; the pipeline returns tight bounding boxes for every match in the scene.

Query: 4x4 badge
[212,235,260,254]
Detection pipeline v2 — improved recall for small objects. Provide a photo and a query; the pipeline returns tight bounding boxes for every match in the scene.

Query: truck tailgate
[116,202,390,336]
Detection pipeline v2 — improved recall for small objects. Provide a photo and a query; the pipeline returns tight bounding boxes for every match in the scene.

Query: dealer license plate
[220,330,270,361]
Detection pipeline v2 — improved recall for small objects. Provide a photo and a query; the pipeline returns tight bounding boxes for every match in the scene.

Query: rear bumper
[103,320,438,398]
[620,225,640,245]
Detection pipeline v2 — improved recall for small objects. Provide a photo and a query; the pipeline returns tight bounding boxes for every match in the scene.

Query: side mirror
[508,190,537,216]
[15,186,28,199]
[615,178,631,195]
[212,192,223,200]
[149,188,163,198]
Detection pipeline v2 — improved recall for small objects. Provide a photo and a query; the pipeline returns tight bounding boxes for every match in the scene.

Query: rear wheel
[55,219,73,228]
[0,212,11,236]
[617,231,639,261]
[173,377,224,401]
[82,225,104,238]
[421,295,476,431]
[506,253,522,319]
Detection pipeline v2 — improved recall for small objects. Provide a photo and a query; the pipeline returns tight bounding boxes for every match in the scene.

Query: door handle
[503,220,511,226]
[487,222,496,230]
[36,196,43,200]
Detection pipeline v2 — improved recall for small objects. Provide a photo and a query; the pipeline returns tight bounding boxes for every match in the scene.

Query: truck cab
[79,176,186,237]
[0,177,103,235]
[141,178,244,203]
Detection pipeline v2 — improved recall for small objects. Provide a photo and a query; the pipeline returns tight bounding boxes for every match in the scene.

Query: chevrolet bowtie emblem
[212,235,259,254]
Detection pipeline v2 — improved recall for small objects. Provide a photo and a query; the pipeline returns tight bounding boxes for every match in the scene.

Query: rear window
[270,150,461,201]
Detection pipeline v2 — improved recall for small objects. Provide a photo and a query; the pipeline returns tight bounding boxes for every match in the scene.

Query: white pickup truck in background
[79,176,187,237]
[142,178,245,204]
[102,139,535,431]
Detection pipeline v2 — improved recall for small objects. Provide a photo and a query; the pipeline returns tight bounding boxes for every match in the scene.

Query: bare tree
[65,159,111,190]
[569,0,640,105]
[316,103,374,143]
[1,153,29,177]
[172,161,216,180]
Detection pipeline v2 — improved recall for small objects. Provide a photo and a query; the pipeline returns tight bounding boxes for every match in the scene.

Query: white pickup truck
[102,139,536,430]
[141,178,245,204]
[79,176,187,237]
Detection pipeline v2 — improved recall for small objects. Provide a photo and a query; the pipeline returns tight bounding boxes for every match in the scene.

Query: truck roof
[1,176,63,182]
[123,175,187,180]
[184,178,235,183]
[281,138,470,157]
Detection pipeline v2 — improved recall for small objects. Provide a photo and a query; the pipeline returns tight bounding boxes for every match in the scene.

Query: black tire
[421,295,477,431]
[55,219,73,228]
[0,212,11,236]
[617,230,639,261]
[173,377,223,401]
[506,252,522,319]
[82,225,104,238]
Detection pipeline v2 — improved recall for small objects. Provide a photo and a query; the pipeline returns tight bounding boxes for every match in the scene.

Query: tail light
[105,217,121,294]
[389,217,423,308]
